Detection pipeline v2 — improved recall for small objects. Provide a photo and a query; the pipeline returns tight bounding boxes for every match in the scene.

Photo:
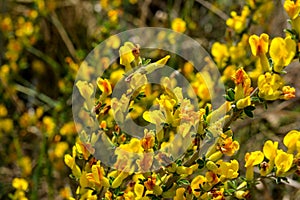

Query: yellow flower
[12,178,28,191]
[245,151,264,167]
[86,162,110,188]
[18,156,32,176]
[249,33,269,56]
[232,68,253,101]
[1,16,13,32]
[284,0,300,19]
[42,116,55,137]
[218,136,240,156]
[141,130,155,151]
[171,18,186,33]
[0,118,13,133]
[257,72,284,100]
[282,86,296,100]
[235,190,250,199]
[134,182,144,198]
[59,186,73,199]
[174,188,186,200]
[54,142,69,158]
[111,171,128,188]
[263,140,278,161]
[221,65,236,82]
[108,9,119,23]
[218,159,239,181]
[64,154,81,178]
[191,175,206,197]
[244,151,264,180]
[269,37,296,72]
[119,42,141,71]
[226,6,250,33]
[249,33,270,72]
[275,150,293,176]
[236,96,251,109]
[60,121,76,136]
[0,104,8,117]
[283,130,300,153]
[261,140,278,176]
[97,77,112,96]
[229,42,247,63]
[75,80,94,100]
[291,16,300,38]
[211,42,229,68]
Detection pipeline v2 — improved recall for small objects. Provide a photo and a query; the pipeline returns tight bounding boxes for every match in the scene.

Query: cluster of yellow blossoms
[64,0,300,199]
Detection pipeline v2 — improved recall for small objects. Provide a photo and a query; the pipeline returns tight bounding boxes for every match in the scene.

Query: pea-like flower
[119,42,141,71]
[269,37,296,72]
[244,151,264,180]
[249,33,270,72]
[283,130,300,154]
[284,0,300,19]
[275,150,294,176]
[217,159,239,181]
[261,140,278,176]
[86,162,110,188]
[257,72,284,100]
[232,68,253,101]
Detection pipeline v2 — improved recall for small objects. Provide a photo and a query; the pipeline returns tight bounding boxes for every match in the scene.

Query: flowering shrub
[1,0,300,200]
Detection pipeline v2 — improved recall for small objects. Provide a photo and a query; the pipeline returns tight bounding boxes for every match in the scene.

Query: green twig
[15,84,58,108]
[26,46,61,71]
[195,0,229,21]
[50,11,77,61]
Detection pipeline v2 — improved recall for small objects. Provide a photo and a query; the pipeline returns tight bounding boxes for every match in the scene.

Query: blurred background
[0,0,299,199]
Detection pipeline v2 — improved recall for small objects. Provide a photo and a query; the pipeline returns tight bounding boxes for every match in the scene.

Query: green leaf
[142,58,151,65]
[228,88,235,101]
[177,179,190,186]
[197,159,206,169]
[244,109,253,118]
[244,105,255,111]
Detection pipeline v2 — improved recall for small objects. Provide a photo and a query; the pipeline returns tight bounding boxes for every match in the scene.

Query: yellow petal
[283,130,300,153]
[263,140,278,161]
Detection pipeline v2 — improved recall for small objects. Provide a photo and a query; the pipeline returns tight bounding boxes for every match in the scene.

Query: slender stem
[195,0,229,21]
[26,46,61,71]
[50,12,78,61]
[15,84,58,108]
[31,131,46,200]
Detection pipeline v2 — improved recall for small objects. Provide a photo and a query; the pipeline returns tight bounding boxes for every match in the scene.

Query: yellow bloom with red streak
[282,86,296,100]
[284,0,300,19]
[218,135,240,156]
[249,33,269,56]
[249,33,270,72]
[232,68,253,101]
[97,77,112,95]
[86,161,110,188]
